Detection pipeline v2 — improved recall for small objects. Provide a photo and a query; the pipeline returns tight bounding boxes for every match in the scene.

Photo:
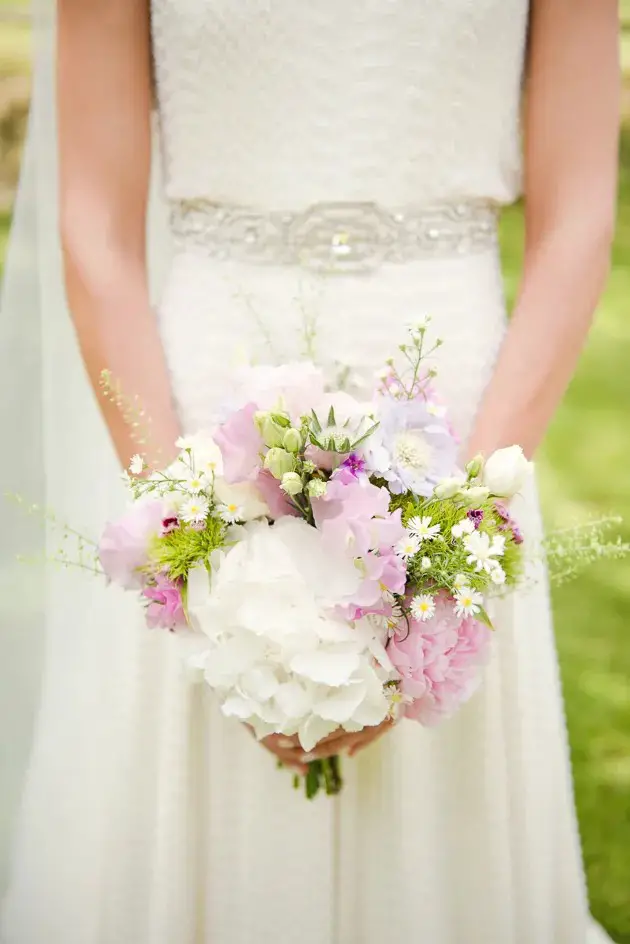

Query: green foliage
[147,517,227,581]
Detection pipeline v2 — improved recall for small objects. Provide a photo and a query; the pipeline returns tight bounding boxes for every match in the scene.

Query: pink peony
[99,499,165,590]
[388,595,492,725]
[214,402,264,483]
[142,574,186,630]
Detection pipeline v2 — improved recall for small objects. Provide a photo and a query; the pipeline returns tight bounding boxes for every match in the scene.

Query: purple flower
[161,516,179,535]
[342,453,366,477]
[493,500,524,545]
[143,574,186,631]
[365,397,458,497]
[467,509,484,530]
[511,526,524,545]
[494,501,510,522]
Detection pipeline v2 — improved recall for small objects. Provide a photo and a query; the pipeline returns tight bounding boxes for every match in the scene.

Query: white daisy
[406,515,441,541]
[395,534,422,560]
[451,518,475,539]
[185,472,210,495]
[217,501,245,525]
[463,531,505,573]
[410,594,436,622]
[453,587,483,618]
[129,454,145,475]
[180,496,210,525]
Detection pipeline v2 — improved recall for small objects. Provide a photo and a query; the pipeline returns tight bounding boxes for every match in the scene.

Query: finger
[348,721,393,757]
[261,742,308,774]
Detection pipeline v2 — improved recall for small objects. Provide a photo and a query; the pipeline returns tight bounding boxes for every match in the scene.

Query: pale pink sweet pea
[143,574,186,630]
[253,469,299,519]
[313,476,405,558]
[99,499,165,590]
[388,595,492,725]
[229,363,326,421]
[214,402,264,483]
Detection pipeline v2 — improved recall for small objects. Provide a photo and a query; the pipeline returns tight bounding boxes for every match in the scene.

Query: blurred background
[0,3,628,939]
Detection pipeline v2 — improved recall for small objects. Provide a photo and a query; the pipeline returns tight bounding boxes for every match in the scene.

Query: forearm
[64,248,181,469]
[466,221,612,459]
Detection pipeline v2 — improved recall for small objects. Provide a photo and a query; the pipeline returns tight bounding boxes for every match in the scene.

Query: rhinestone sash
[169,199,499,274]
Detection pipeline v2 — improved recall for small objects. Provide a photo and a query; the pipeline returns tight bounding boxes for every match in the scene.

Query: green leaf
[270,412,292,428]
[351,421,380,448]
[310,410,322,433]
[327,405,336,428]
[476,605,495,631]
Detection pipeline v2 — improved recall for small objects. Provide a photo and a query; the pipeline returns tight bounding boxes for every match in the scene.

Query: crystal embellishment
[170,199,499,274]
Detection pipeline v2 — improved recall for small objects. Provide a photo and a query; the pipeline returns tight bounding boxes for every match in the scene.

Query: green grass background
[0,4,629,940]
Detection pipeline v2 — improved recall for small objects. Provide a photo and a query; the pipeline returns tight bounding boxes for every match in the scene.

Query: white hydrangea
[185,518,391,751]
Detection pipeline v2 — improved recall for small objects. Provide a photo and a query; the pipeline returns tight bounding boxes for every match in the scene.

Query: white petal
[239,666,280,701]
[315,680,368,723]
[290,648,361,686]
[274,682,311,721]
[221,695,254,720]
[298,715,340,752]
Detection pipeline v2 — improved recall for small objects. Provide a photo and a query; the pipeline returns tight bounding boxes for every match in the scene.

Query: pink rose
[214,402,264,483]
[388,595,492,725]
[143,574,186,630]
[99,499,165,590]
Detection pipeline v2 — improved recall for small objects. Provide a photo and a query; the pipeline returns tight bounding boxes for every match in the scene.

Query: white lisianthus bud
[253,411,271,434]
[259,416,287,449]
[282,427,302,454]
[280,472,304,496]
[460,485,491,505]
[264,448,295,480]
[465,454,484,479]
[434,475,465,500]
[306,479,328,499]
[481,445,533,499]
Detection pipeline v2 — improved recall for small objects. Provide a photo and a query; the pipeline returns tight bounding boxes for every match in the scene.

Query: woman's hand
[258,719,395,772]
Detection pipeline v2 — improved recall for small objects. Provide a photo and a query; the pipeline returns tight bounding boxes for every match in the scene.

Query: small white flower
[426,402,448,418]
[185,472,209,495]
[180,495,210,525]
[406,515,441,541]
[453,573,469,590]
[306,479,328,499]
[129,454,145,475]
[451,518,475,539]
[434,476,465,500]
[420,556,432,571]
[453,587,483,618]
[395,534,422,560]
[217,501,245,524]
[488,561,506,585]
[481,445,533,499]
[463,531,506,572]
[410,594,436,622]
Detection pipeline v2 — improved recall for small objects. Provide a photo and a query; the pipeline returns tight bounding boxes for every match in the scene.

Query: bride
[0,1,620,942]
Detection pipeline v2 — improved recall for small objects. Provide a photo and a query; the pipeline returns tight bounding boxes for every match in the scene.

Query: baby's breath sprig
[99,369,160,464]
[378,318,443,401]
[6,492,102,575]
[543,516,630,586]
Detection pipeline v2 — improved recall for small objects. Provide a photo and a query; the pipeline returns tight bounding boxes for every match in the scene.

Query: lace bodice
[151,1,529,211]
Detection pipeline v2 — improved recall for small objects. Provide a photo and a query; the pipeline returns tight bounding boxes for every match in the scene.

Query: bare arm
[466,0,620,459]
[58,0,180,468]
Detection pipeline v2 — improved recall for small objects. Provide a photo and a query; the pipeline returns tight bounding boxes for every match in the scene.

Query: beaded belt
[169,198,499,274]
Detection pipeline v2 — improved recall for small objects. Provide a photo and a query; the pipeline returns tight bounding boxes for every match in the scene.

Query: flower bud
[460,485,490,505]
[465,454,484,480]
[260,416,287,448]
[481,445,533,499]
[280,472,303,496]
[433,476,465,500]
[306,479,328,499]
[253,411,271,434]
[282,427,302,454]
[264,448,295,480]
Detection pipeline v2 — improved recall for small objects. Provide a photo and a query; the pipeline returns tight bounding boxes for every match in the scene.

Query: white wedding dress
[0,2,614,942]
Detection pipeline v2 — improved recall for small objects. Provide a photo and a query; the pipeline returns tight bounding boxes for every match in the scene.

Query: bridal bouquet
[98,320,535,796]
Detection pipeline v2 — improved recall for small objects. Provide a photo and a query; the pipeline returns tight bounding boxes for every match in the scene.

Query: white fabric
[0,1,614,942]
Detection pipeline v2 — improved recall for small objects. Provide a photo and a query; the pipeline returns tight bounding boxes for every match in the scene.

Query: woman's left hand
[300,718,395,762]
